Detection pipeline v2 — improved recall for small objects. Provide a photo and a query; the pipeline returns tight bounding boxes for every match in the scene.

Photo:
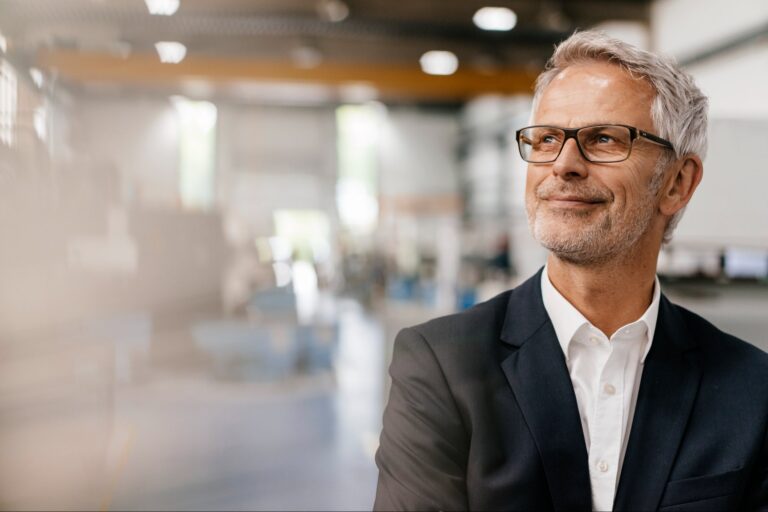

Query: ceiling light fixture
[317,0,349,22]
[155,41,187,64]
[420,50,459,76]
[473,7,517,31]
[145,0,180,16]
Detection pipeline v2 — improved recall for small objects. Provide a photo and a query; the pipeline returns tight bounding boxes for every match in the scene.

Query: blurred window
[0,59,17,147]
[172,97,217,210]
[725,248,768,279]
[336,104,381,234]
[273,209,331,263]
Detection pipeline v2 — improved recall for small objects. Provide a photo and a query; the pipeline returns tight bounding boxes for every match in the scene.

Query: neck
[546,245,659,338]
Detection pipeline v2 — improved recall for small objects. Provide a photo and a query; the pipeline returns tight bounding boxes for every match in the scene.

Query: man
[374,31,768,511]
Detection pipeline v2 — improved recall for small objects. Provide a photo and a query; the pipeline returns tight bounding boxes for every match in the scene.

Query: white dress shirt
[541,267,660,512]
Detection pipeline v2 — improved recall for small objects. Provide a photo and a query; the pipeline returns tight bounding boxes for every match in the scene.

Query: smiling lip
[544,196,605,207]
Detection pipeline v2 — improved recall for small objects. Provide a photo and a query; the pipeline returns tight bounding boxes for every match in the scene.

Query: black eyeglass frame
[515,124,676,164]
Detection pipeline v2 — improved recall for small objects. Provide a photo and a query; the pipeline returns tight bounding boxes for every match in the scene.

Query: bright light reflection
[171,95,217,131]
[0,60,17,147]
[273,210,330,263]
[29,67,44,88]
[272,262,293,287]
[337,181,379,230]
[419,50,459,76]
[292,260,319,323]
[33,106,47,141]
[473,7,517,31]
[269,236,293,262]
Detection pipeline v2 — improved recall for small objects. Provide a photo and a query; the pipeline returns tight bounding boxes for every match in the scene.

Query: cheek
[611,166,653,206]
[525,168,543,197]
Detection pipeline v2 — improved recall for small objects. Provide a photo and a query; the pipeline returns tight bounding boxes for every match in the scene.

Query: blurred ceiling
[0,0,652,103]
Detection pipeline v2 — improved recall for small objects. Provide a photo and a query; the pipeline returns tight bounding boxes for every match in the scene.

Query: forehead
[533,61,656,129]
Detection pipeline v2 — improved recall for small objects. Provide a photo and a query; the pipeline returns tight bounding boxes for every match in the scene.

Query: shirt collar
[540,265,661,363]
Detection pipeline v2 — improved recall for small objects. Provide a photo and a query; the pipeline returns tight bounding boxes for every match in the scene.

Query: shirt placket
[588,335,627,511]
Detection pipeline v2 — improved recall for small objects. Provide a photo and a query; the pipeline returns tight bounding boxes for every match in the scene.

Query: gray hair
[532,30,708,244]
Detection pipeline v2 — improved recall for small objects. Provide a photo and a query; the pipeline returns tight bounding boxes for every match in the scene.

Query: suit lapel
[500,270,592,512]
[613,295,702,511]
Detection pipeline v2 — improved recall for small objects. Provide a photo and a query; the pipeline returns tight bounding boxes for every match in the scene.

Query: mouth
[543,195,606,208]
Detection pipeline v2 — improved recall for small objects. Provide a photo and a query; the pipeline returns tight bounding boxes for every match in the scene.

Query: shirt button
[597,460,609,472]
[604,383,616,395]
[589,336,600,345]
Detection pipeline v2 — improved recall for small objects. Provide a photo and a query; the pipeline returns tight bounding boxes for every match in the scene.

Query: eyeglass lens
[518,125,633,163]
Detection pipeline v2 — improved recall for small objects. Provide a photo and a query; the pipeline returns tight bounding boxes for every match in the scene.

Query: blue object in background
[191,321,298,381]
[387,276,417,300]
[457,288,477,310]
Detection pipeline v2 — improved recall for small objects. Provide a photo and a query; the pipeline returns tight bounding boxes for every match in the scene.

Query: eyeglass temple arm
[638,129,675,150]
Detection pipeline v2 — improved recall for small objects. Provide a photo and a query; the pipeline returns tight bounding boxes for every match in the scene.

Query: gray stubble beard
[527,160,667,266]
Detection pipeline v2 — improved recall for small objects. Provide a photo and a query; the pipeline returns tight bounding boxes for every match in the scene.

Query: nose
[551,138,588,179]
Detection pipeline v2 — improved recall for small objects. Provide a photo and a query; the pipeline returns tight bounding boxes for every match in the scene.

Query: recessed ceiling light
[155,41,187,64]
[317,0,349,22]
[420,50,459,76]
[473,7,517,31]
[145,0,180,16]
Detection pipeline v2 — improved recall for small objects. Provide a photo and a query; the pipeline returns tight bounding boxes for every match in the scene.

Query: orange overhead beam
[37,50,538,100]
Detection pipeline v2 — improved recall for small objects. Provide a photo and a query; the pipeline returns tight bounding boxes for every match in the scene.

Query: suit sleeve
[744,421,768,511]
[374,327,469,511]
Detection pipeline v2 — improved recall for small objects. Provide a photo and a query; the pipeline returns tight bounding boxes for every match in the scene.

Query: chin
[534,208,600,233]
[531,216,621,265]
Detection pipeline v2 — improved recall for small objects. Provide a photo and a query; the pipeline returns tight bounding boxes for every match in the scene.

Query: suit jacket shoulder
[375,273,579,511]
[407,289,514,367]
[411,288,513,346]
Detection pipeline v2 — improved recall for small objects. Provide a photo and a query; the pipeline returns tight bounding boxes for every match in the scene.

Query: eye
[541,134,558,144]
[596,133,615,144]
[535,130,563,145]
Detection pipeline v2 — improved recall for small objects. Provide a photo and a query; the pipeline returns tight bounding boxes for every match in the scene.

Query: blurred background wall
[0,0,766,509]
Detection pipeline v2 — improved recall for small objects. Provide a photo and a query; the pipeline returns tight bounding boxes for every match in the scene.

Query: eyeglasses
[515,124,675,164]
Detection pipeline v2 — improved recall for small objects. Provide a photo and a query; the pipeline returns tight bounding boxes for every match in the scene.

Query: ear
[659,155,703,217]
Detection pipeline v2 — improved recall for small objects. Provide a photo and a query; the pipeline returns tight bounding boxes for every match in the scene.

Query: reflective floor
[0,297,386,511]
[108,299,384,511]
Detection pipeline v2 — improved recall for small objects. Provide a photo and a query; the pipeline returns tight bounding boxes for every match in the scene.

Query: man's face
[525,61,668,264]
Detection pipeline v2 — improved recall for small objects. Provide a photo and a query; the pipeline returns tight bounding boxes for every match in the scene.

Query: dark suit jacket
[374,269,768,511]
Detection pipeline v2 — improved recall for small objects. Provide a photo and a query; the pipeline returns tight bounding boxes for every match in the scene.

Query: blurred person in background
[374,30,768,511]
